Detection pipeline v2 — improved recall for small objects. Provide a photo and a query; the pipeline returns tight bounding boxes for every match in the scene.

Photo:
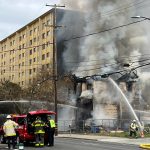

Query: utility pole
[46,4,65,135]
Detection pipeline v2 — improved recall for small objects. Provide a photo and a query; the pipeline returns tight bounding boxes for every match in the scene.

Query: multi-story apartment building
[0,9,55,88]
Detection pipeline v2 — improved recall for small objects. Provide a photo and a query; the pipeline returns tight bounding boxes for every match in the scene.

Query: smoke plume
[60,0,150,118]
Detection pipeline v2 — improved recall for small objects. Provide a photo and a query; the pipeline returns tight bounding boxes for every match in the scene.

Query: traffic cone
[140,131,144,138]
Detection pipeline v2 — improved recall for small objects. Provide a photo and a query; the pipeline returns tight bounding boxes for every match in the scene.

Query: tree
[0,80,22,101]
[23,68,54,101]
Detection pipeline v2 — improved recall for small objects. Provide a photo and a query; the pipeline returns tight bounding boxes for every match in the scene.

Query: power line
[67,58,150,69]
[64,53,150,64]
[69,59,150,73]
[64,19,147,42]
[84,0,149,23]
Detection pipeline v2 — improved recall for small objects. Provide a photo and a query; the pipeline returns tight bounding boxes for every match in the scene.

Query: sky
[0,0,60,40]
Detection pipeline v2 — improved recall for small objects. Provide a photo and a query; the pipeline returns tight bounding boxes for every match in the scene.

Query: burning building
[58,0,150,124]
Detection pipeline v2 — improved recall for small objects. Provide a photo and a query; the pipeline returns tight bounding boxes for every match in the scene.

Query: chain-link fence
[58,119,150,134]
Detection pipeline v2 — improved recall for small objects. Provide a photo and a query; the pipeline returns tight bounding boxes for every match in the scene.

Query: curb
[57,136,98,141]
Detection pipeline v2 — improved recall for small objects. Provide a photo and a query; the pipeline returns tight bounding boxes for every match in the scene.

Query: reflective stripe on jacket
[130,123,138,131]
[32,120,45,134]
[49,119,56,128]
[3,120,18,136]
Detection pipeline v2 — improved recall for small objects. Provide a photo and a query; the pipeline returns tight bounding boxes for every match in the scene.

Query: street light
[131,16,150,20]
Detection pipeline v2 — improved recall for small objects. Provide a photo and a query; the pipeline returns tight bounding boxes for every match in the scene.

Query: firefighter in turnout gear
[129,120,138,138]
[32,116,45,147]
[3,115,18,149]
[46,116,56,146]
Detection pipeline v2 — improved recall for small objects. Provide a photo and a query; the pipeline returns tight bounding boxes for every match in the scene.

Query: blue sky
[0,0,60,40]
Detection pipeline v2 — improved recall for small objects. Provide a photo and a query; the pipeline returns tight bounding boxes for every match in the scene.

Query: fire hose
[140,144,150,149]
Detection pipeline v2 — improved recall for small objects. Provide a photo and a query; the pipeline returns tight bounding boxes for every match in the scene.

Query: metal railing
[57,119,150,134]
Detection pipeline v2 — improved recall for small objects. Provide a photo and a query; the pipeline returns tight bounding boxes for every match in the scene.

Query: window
[11,75,14,80]
[33,57,36,62]
[42,54,45,60]
[19,54,21,59]
[33,68,36,72]
[46,63,50,68]
[19,45,21,50]
[47,42,49,47]
[29,79,31,84]
[29,69,32,75]
[47,20,51,25]
[29,59,32,65]
[42,23,45,29]
[22,34,25,39]
[22,62,24,66]
[42,44,45,50]
[42,33,45,39]
[33,47,36,52]
[22,53,24,57]
[42,65,45,69]
[29,40,32,45]
[10,41,12,46]
[19,73,21,77]
[13,40,15,45]
[22,44,25,48]
[33,37,36,42]
[22,72,24,76]
[30,49,32,55]
[22,81,24,85]
[19,36,22,41]
[30,30,32,35]
[34,27,37,32]
[47,30,51,36]
[46,52,49,57]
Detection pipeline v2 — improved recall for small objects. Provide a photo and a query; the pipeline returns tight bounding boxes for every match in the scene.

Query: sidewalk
[58,134,150,145]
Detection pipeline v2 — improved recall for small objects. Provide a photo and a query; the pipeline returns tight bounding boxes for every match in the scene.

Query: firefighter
[3,115,18,150]
[129,120,138,138]
[32,116,45,147]
[46,116,56,146]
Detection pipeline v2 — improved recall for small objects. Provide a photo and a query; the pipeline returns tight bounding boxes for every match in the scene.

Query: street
[0,138,140,150]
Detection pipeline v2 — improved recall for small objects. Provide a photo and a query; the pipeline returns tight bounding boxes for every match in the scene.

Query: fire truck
[0,109,56,144]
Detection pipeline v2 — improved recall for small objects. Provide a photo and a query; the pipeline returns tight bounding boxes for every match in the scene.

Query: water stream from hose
[109,77,143,132]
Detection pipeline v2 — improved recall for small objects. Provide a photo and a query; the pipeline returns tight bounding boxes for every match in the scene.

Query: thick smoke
[60,0,150,119]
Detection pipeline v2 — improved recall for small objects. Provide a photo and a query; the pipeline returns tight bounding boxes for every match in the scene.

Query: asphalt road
[0,138,141,150]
